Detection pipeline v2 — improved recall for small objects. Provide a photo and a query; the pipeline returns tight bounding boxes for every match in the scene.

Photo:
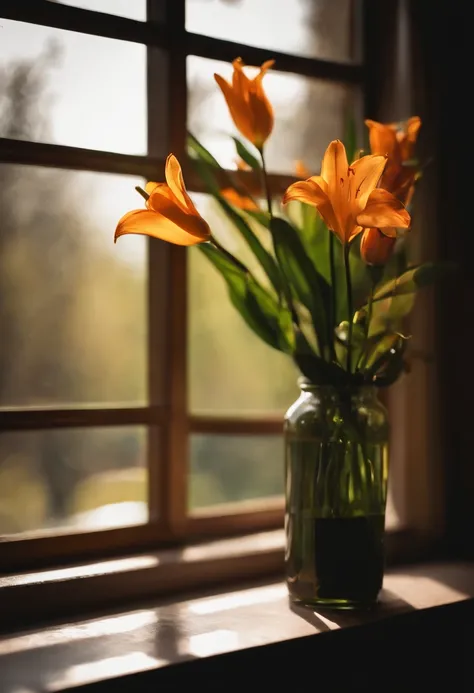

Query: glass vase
[284,378,389,610]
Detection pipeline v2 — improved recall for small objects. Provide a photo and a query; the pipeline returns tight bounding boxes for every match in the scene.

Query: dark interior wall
[365,0,473,558]
[409,0,473,558]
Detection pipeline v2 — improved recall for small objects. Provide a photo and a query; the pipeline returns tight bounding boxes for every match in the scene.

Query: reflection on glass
[188,56,360,174]
[0,165,147,408]
[0,427,148,535]
[188,195,299,417]
[0,19,146,154]
[186,0,358,63]
[189,435,283,509]
[52,0,147,21]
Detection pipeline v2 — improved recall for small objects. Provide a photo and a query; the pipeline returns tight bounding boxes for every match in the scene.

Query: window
[0,0,432,581]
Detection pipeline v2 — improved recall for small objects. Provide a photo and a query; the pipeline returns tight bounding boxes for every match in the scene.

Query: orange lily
[235,158,251,171]
[221,187,259,211]
[283,140,411,245]
[295,160,311,179]
[360,227,396,266]
[114,154,211,246]
[214,58,274,149]
[365,116,421,205]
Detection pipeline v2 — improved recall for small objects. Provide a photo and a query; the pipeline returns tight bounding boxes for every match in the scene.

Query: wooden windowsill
[0,525,439,633]
[0,560,472,691]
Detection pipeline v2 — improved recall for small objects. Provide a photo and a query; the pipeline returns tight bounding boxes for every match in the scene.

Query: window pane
[186,0,359,63]
[0,426,148,536]
[189,434,283,509]
[188,195,299,417]
[0,165,147,408]
[51,0,147,21]
[187,56,361,174]
[189,434,400,527]
[0,20,146,154]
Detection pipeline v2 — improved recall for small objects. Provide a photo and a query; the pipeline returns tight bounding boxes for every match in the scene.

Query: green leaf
[320,234,368,326]
[334,320,367,372]
[187,131,221,168]
[349,235,374,313]
[368,293,416,337]
[293,330,354,386]
[197,243,294,353]
[244,209,271,228]
[372,262,455,303]
[232,137,261,171]
[270,216,330,354]
[217,195,282,294]
[362,333,409,380]
[188,130,259,202]
[188,156,283,296]
[301,209,330,274]
[188,155,221,195]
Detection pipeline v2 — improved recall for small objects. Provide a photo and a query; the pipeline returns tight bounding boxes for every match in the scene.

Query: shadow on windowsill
[289,588,415,631]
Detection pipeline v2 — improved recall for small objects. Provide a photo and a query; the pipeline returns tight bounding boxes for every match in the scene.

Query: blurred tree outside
[0,2,359,533]
[0,45,147,534]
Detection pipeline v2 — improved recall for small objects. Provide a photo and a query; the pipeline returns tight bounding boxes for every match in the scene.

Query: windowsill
[0,560,472,691]
[0,525,444,633]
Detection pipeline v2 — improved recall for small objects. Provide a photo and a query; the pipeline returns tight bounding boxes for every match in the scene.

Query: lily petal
[283,178,328,206]
[248,87,274,146]
[258,59,276,76]
[295,160,311,179]
[214,72,253,143]
[350,154,387,211]
[147,182,177,210]
[232,57,251,95]
[114,208,210,246]
[321,140,348,191]
[406,116,422,143]
[400,116,422,160]
[145,181,160,195]
[365,119,399,161]
[164,154,200,214]
[284,176,339,237]
[356,188,411,230]
[221,187,259,210]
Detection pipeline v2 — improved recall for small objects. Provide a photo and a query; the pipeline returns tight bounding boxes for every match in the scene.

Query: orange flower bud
[214,58,275,149]
[360,227,396,266]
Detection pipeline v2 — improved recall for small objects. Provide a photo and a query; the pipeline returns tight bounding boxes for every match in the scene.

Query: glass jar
[284,379,389,610]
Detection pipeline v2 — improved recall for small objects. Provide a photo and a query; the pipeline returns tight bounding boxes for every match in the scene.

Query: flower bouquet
[115,58,448,609]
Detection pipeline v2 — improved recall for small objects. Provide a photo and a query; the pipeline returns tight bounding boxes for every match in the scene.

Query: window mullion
[163,0,188,538]
[0,407,164,431]
[0,138,165,178]
[1,0,167,48]
[146,0,188,537]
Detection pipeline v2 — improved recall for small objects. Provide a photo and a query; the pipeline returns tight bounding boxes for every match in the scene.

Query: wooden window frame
[0,0,439,578]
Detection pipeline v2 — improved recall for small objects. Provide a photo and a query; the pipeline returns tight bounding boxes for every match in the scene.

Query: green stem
[209,235,248,273]
[359,269,381,374]
[367,280,375,331]
[329,232,337,361]
[259,146,300,331]
[343,243,353,373]
[135,185,149,202]
[359,279,375,372]
[259,147,273,217]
